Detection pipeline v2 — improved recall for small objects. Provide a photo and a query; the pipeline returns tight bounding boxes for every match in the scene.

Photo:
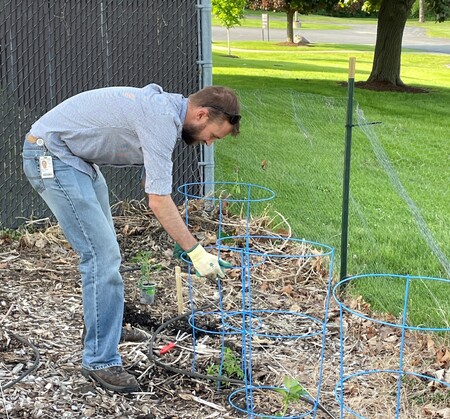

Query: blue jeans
[22,139,124,370]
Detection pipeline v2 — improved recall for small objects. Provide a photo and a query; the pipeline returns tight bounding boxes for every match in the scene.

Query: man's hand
[187,244,232,278]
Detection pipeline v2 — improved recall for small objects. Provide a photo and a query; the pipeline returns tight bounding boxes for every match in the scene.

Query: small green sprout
[275,377,308,417]
[207,347,244,386]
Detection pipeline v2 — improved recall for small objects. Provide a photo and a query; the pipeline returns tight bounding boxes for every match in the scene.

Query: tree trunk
[419,0,425,23]
[367,0,415,86]
[286,9,295,43]
[227,28,231,56]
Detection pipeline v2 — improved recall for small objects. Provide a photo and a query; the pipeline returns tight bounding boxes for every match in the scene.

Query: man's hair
[188,86,240,136]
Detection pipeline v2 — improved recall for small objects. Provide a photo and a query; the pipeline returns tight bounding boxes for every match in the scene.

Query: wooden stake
[348,56,356,79]
[175,266,183,315]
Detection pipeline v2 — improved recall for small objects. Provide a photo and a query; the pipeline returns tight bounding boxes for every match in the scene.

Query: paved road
[212,23,450,55]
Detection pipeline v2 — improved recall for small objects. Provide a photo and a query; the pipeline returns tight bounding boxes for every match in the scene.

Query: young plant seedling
[131,251,162,303]
[275,377,308,417]
[131,250,163,279]
[207,347,244,386]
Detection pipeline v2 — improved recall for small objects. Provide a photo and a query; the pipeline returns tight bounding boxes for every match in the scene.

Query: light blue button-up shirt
[30,83,188,195]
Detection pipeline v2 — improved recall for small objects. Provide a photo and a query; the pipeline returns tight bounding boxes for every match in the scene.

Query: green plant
[206,363,220,376]
[207,347,244,384]
[275,377,308,417]
[0,228,22,241]
[131,251,163,283]
[212,0,246,56]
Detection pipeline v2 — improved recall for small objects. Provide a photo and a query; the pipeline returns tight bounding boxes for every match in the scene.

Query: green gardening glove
[186,244,232,278]
[173,242,185,260]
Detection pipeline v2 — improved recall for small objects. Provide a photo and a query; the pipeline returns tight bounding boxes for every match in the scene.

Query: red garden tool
[159,330,190,355]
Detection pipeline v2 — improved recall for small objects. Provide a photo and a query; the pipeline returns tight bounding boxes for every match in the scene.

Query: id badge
[39,156,54,179]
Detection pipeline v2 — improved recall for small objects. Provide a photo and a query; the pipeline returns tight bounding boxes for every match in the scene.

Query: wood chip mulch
[1,200,450,418]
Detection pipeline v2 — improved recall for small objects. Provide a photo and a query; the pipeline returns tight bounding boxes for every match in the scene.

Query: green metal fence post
[340,57,356,282]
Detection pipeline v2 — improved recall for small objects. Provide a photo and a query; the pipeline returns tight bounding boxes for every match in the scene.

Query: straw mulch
[1,200,450,419]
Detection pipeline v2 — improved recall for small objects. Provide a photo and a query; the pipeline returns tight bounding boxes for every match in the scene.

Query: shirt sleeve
[137,114,179,195]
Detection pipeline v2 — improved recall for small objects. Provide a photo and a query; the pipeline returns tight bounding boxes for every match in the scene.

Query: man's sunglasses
[203,104,241,125]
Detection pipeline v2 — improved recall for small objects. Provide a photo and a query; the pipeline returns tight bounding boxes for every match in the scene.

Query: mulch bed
[1,200,450,418]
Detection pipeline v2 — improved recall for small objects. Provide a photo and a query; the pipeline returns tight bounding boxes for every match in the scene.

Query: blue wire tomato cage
[333,274,450,418]
[179,182,335,418]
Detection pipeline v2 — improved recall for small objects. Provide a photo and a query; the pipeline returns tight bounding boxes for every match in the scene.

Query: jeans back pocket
[23,155,45,194]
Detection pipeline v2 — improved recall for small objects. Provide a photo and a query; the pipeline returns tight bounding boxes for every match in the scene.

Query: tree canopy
[212,0,246,55]
[213,0,246,29]
[363,0,449,22]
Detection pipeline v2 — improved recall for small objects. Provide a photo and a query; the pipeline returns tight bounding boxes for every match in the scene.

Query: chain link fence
[1,0,203,228]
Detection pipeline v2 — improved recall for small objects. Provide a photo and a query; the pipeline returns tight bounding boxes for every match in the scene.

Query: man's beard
[182,122,205,145]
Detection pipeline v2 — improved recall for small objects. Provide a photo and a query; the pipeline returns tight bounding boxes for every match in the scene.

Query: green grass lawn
[408,19,450,38]
[211,38,450,326]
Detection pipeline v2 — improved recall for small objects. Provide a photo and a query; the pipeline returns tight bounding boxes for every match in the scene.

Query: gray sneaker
[81,366,140,393]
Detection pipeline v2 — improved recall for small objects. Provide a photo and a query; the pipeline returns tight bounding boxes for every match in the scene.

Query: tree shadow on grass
[355,80,429,93]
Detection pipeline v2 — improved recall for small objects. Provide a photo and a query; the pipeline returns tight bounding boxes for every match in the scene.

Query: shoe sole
[81,368,139,393]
